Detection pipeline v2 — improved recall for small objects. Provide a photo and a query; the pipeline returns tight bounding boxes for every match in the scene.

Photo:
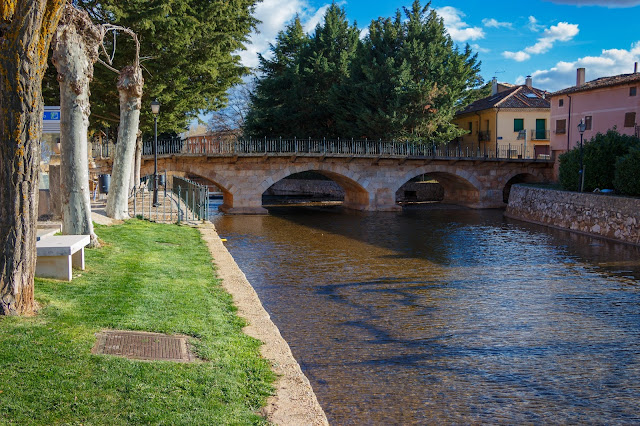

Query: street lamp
[151,99,160,206]
[577,118,586,192]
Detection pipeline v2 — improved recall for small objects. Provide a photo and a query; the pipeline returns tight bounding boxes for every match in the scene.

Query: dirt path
[199,224,329,426]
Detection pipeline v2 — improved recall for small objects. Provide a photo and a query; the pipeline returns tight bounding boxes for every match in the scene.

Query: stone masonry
[96,155,554,214]
[506,185,640,246]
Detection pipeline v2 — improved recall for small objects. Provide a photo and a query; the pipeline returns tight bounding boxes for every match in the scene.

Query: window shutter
[556,119,566,134]
[624,112,636,128]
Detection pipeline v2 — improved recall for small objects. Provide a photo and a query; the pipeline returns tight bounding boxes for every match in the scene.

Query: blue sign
[43,111,60,121]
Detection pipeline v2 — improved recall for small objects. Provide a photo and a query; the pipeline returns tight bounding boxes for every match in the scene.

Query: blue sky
[240,0,640,92]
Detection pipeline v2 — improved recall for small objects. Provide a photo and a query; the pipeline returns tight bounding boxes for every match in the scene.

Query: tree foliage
[558,129,640,192]
[614,147,640,196]
[42,0,258,135]
[245,0,484,142]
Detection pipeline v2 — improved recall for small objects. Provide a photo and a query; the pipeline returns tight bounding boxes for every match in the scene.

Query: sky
[238,0,640,92]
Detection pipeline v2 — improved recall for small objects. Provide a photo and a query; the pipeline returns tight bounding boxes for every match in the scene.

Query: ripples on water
[212,204,640,424]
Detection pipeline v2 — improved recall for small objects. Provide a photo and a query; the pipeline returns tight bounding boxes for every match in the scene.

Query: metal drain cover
[93,330,194,362]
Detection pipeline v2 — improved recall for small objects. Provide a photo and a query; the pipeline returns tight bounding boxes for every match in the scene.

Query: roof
[455,85,550,117]
[551,72,640,96]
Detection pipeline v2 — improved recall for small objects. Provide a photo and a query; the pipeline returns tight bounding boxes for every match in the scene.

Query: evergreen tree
[244,17,308,137]
[245,0,484,142]
[42,0,258,135]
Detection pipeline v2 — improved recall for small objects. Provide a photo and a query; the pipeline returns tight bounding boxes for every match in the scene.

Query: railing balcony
[478,130,491,142]
[530,129,550,140]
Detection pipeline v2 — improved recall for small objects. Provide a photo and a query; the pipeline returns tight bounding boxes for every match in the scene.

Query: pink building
[549,66,640,159]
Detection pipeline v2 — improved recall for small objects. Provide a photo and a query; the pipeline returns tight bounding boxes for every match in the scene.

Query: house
[452,77,551,159]
[549,65,640,159]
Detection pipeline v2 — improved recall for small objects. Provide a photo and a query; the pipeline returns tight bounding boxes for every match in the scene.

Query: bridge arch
[140,159,237,211]
[261,163,370,211]
[500,170,546,204]
[394,165,483,207]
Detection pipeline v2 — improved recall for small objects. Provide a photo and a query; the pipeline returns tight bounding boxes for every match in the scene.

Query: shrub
[614,147,640,195]
[559,129,640,192]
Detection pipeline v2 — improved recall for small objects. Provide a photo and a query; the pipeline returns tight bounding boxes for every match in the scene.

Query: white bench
[36,235,90,281]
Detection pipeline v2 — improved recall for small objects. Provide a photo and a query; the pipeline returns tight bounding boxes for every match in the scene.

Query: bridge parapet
[112,137,556,162]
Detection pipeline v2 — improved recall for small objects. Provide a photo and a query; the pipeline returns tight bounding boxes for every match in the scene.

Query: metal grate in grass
[92,330,195,362]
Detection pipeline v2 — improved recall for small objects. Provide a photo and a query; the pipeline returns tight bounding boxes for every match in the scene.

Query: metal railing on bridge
[128,136,553,161]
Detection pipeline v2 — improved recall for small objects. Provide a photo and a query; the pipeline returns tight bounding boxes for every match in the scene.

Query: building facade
[452,77,551,159]
[549,66,640,158]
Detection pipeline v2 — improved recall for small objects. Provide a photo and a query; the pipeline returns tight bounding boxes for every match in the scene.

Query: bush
[558,129,640,192]
[614,147,640,195]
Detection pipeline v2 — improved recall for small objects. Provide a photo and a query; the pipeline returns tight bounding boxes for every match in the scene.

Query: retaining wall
[505,185,640,246]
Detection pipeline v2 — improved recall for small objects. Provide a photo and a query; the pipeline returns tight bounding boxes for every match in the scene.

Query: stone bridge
[94,139,555,214]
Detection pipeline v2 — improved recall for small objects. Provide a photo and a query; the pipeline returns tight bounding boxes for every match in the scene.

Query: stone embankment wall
[506,185,640,246]
[396,182,444,203]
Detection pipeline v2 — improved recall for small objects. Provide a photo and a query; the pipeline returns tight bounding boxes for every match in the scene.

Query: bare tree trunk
[51,5,101,247]
[134,134,142,188]
[105,65,143,219]
[0,1,65,315]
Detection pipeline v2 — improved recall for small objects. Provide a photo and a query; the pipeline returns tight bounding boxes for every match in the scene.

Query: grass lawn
[0,220,274,424]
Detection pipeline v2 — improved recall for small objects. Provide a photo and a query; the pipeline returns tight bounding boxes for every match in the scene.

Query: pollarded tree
[51,4,101,246]
[0,0,66,315]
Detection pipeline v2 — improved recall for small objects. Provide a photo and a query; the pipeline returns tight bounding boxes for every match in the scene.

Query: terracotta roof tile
[551,72,640,96]
[455,85,550,116]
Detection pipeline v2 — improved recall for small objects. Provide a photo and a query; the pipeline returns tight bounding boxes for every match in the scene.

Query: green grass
[0,220,275,425]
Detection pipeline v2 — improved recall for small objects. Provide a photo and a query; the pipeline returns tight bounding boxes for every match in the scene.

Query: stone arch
[260,163,370,211]
[500,171,544,204]
[140,158,236,211]
[395,165,483,207]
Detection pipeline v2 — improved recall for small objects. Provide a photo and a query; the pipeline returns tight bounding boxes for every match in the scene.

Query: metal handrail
[96,136,552,161]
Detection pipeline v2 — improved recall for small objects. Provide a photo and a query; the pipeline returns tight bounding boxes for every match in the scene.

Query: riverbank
[506,184,640,246]
[1,220,276,423]
[200,224,328,425]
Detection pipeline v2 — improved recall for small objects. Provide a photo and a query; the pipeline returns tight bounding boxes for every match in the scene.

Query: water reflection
[211,204,640,424]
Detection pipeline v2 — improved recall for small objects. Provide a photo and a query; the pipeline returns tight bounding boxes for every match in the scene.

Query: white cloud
[471,44,490,53]
[503,51,531,62]
[237,0,333,69]
[435,6,485,42]
[528,42,640,91]
[482,18,512,29]
[528,16,543,32]
[544,0,640,7]
[503,21,579,62]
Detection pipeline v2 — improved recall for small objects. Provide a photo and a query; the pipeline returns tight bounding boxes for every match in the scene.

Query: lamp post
[151,99,160,206]
[577,118,586,192]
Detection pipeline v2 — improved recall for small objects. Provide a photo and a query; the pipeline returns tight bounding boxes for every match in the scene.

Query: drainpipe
[495,107,500,157]
[476,111,482,155]
[567,94,572,151]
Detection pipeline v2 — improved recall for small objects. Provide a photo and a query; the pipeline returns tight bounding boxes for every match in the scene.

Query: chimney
[525,75,533,88]
[635,62,638,73]
[491,77,498,96]
[576,68,585,87]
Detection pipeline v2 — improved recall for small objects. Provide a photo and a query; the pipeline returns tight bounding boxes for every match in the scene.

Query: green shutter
[514,119,524,132]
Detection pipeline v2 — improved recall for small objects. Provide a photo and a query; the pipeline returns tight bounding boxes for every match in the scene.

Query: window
[468,121,472,132]
[514,118,524,132]
[556,119,566,134]
[585,116,592,130]
[624,112,636,128]
[559,98,564,107]
[631,87,637,97]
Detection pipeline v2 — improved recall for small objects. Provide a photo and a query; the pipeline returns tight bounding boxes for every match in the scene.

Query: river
[210,202,640,424]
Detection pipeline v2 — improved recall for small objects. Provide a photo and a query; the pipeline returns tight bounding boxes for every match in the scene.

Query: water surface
[212,205,640,424]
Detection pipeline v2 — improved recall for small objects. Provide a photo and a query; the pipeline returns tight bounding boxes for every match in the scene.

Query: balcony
[530,129,550,141]
[478,130,491,142]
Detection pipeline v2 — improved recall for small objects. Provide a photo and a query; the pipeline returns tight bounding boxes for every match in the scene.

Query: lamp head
[151,99,160,115]
[577,119,586,134]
